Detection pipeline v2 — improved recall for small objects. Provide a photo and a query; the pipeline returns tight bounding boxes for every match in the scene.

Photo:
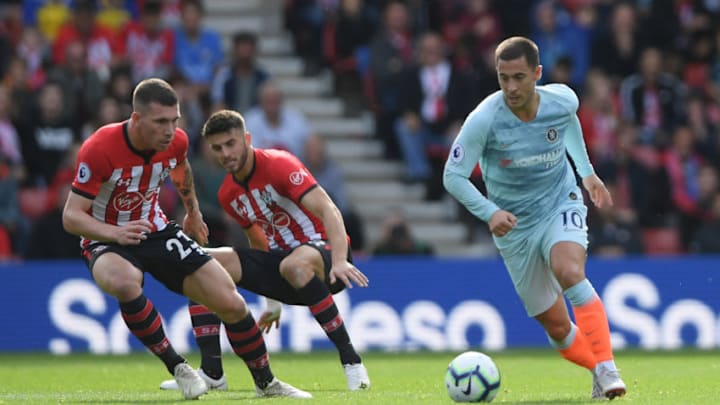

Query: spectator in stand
[577,70,620,166]
[689,191,720,253]
[0,34,12,81]
[3,56,36,123]
[53,0,115,82]
[15,81,80,188]
[283,0,327,75]
[394,32,477,200]
[16,26,49,90]
[46,40,105,126]
[0,85,23,181]
[188,141,234,248]
[95,0,137,34]
[2,1,23,48]
[372,208,433,256]
[681,29,714,94]
[591,2,646,85]
[619,47,688,147]
[106,64,134,118]
[244,81,312,160]
[686,92,720,166]
[159,0,183,29]
[0,84,28,257]
[441,0,501,72]
[82,95,124,139]
[531,0,591,90]
[24,146,79,259]
[325,0,376,112]
[114,0,175,83]
[709,26,720,102]
[587,183,644,258]
[34,0,70,42]
[172,74,205,152]
[210,31,270,114]
[368,0,416,160]
[595,123,674,229]
[173,0,223,108]
[663,125,708,246]
[24,180,79,259]
[303,134,366,253]
[0,152,28,258]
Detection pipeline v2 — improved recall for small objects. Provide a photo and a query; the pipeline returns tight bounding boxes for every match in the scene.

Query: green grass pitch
[0,349,718,404]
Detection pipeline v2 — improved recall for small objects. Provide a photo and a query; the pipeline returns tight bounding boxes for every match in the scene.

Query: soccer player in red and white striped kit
[63,78,310,400]
[159,109,370,392]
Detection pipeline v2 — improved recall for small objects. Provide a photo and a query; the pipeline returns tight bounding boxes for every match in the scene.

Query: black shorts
[235,240,350,305]
[82,223,213,295]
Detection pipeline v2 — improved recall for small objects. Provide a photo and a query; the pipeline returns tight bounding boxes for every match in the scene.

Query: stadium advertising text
[0,258,717,352]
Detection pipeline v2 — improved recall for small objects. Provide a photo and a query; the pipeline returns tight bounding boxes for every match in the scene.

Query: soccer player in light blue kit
[443,37,626,400]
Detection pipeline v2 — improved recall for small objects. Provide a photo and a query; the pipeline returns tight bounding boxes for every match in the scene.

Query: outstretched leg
[182,259,311,398]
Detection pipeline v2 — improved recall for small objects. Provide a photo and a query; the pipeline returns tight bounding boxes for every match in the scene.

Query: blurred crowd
[1,0,720,260]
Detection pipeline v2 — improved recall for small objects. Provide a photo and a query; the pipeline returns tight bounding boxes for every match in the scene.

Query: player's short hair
[495,36,540,69]
[202,110,247,138]
[132,78,178,112]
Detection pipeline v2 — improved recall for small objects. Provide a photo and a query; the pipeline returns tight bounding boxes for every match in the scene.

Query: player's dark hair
[495,36,540,69]
[202,109,247,138]
[132,78,178,111]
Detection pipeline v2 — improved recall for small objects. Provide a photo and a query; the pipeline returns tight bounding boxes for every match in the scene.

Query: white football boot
[343,363,370,390]
[255,378,313,398]
[594,364,627,400]
[161,368,227,391]
[172,363,208,400]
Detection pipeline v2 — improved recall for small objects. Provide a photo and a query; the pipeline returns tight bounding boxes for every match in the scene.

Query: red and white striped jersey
[218,149,326,250]
[71,121,188,247]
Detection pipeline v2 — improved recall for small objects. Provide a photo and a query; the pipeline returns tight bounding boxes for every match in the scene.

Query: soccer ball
[445,351,501,402]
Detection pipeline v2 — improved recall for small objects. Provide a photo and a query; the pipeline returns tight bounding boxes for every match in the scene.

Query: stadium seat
[641,227,683,255]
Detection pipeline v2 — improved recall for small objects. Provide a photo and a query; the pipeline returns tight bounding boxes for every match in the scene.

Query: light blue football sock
[563,279,596,307]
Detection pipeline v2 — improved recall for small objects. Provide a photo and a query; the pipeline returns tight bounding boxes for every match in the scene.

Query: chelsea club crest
[546,128,558,142]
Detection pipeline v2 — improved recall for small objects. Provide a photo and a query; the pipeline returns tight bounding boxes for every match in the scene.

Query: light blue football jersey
[443,84,594,231]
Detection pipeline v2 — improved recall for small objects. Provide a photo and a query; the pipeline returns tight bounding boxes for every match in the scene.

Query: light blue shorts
[494,198,588,317]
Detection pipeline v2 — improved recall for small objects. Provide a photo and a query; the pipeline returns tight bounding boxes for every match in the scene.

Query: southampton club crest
[546,128,558,143]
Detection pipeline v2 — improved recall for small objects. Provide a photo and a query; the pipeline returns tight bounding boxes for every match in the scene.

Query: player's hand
[115,220,153,245]
[183,212,209,245]
[488,210,517,237]
[582,174,613,209]
[329,261,369,289]
[258,300,282,333]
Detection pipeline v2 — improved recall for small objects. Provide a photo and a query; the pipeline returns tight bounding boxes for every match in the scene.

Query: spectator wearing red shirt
[114,0,174,84]
[52,0,115,81]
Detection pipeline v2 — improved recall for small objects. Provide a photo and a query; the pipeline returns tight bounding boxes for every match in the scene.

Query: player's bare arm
[488,210,517,238]
[244,223,269,251]
[582,174,613,209]
[63,191,152,245]
[301,186,369,288]
[170,158,209,245]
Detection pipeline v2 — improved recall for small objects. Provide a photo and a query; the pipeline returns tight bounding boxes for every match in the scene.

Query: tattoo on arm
[171,161,198,214]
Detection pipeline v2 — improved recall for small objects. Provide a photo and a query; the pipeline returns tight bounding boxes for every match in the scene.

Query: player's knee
[279,260,314,287]
[106,279,143,302]
[211,292,249,323]
[554,263,585,288]
[545,322,571,341]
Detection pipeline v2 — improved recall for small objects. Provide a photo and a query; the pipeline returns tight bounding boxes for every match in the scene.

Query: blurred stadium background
[0,0,718,354]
